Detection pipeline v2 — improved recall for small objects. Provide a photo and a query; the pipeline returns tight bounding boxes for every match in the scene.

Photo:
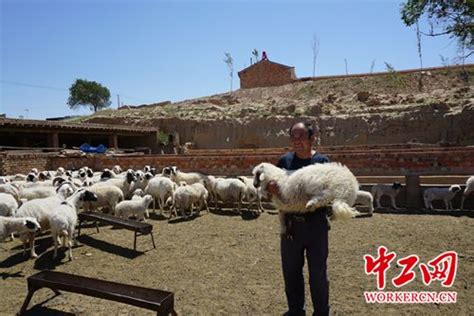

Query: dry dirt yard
[1,208,473,315]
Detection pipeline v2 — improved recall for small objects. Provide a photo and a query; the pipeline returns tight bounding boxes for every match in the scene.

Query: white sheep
[169,184,208,219]
[15,195,68,258]
[354,190,374,215]
[237,176,265,213]
[0,192,19,217]
[0,183,21,203]
[82,183,124,214]
[188,182,210,215]
[424,185,462,210]
[205,176,247,213]
[49,189,98,260]
[101,170,137,198]
[18,181,75,202]
[163,166,207,185]
[252,162,359,235]
[0,216,41,242]
[460,176,474,210]
[145,176,177,215]
[115,195,154,221]
[371,183,402,209]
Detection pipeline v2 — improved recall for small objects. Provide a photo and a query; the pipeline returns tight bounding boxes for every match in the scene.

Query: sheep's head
[86,169,94,178]
[144,172,153,180]
[252,163,286,199]
[133,189,144,197]
[26,173,38,183]
[392,182,402,190]
[126,170,138,184]
[144,195,154,206]
[23,218,41,233]
[113,165,122,174]
[78,189,98,202]
[449,185,462,193]
[101,169,113,180]
[53,176,66,187]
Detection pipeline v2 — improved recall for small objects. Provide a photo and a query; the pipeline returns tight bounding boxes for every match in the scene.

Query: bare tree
[312,34,320,77]
[370,59,376,74]
[252,49,259,64]
[344,58,348,75]
[416,22,423,90]
[223,52,234,92]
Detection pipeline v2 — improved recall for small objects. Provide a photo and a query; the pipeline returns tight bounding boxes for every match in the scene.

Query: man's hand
[266,180,280,198]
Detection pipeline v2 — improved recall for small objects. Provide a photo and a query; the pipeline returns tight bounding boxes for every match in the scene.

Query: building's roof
[0,118,158,134]
[237,59,294,76]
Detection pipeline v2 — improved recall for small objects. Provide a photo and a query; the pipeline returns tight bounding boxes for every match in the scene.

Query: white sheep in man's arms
[252,162,360,221]
[461,176,474,210]
[424,185,462,210]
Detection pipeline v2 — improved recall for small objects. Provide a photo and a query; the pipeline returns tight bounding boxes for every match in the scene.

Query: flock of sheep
[0,163,473,262]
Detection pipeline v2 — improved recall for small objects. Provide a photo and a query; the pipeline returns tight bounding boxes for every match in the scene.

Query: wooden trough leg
[95,221,99,233]
[18,285,39,315]
[150,233,156,249]
[134,231,137,251]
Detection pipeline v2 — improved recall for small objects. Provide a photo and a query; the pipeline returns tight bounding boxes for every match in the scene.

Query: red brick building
[238,59,296,89]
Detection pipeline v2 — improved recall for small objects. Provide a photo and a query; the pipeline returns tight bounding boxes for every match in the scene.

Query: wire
[0,80,67,92]
[0,80,155,104]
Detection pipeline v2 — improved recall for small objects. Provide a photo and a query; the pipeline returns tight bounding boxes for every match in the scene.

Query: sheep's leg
[257,194,264,213]
[424,197,429,209]
[29,235,38,258]
[68,239,73,261]
[203,199,210,213]
[53,234,58,259]
[305,196,322,212]
[374,195,381,208]
[460,196,466,210]
[390,196,399,209]
[237,195,242,213]
[446,200,451,211]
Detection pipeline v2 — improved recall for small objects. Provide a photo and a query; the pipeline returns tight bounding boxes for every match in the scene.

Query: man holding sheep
[267,122,330,316]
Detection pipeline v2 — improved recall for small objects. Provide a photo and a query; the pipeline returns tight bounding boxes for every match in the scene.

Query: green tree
[67,79,111,112]
[400,0,473,58]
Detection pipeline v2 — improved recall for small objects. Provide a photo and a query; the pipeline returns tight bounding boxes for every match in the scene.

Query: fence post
[405,174,421,209]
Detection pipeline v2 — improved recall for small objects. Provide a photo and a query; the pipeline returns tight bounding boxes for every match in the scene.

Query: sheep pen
[0,206,472,315]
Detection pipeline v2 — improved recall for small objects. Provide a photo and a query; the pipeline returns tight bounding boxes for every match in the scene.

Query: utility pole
[117,94,120,109]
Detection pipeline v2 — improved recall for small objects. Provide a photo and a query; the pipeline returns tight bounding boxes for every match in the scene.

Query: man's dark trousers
[281,210,330,316]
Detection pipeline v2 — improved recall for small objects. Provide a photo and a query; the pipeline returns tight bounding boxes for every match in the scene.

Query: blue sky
[1,0,470,119]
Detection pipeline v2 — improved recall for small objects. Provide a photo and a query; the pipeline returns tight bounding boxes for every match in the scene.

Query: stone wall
[139,102,474,149]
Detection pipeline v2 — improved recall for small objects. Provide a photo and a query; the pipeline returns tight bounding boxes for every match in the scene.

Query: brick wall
[0,152,53,175]
[45,146,474,177]
[2,145,473,177]
[238,60,296,89]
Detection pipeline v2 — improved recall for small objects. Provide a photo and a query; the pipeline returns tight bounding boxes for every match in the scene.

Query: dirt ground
[1,207,473,315]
